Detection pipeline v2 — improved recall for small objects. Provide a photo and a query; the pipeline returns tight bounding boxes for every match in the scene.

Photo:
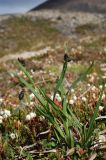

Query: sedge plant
[17,55,104,158]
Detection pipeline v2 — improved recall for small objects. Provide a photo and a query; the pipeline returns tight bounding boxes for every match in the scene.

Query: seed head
[64,54,71,62]
[18,58,25,66]
[19,90,24,100]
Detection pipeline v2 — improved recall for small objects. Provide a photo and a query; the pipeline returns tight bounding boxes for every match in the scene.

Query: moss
[68,63,88,74]
[75,23,98,34]
[46,65,60,75]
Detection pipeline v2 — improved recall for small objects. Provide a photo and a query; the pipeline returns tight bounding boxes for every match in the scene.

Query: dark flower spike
[19,90,24,100]
[64,54,71,62]
[18,58,26,66]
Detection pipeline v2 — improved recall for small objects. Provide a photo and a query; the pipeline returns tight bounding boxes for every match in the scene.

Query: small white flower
[87,83,91,87]
[30,112,36,119]
[91,86,96,91]
[0,116,3,124]
[29,93,35,100]
[99,106,104,112]
[89,76,95,82]
[55,93,60,98]
[99,85,103,89]
[57,96,62,102]
[101,68,106,72]
[102,75,106,79]
[30,102,34,106]
[39,116,45,121]
[26,112,36,121]
[31,69,35,75]
[0,110,4,115]
[0,98,3,103]
[73,96,77,101]
[10,133,15,139]
[3,114,8,118]
[26,114,31,121]
[87,74,90,78]
[82,97,87,102]
[49,72,55,76]
[23,75,27,78]
[93,144,98,148]
[70,88,75,93]
[3,109,11,117]
[55,93,62,102]
[77,45,82,51]
[102,93,105,100]
[103,47,106,53]
[10,133,16,140]
[69,99,74,105]
[71,48,76,53]
[100,63,106,68]
[18,71,23,76]
[50,95,54,100]
[10,73,15,78]
[1,110,11,118]
[99,135,106,143]
[92,93,96,99]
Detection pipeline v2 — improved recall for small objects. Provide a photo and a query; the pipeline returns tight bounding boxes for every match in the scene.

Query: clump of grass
[16,55,105,159]
[0,54,106,159]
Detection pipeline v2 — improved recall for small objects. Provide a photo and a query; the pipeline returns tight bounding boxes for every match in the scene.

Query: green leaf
[54,61,68,99]
[67,105,82,130]
[85,87,104,147]
[17,61,35,87]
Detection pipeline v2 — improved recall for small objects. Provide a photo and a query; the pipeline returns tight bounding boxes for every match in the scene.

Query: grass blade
[17,61,35,87]
[85,87,104,146]
[54,61,68,99]
[18,76,46,107]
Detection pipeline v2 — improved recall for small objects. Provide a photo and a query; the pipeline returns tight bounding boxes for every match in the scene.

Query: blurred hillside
[31,0,106,13]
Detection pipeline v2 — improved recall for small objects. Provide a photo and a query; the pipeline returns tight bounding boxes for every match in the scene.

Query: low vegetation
[0,16,63,57]
[0,54,106,159]
[0,12,106,160]
[75,23,98,35]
